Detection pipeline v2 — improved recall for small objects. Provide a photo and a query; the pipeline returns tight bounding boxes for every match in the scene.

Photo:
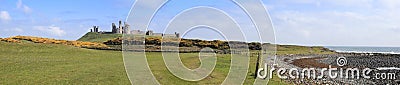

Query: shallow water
[325,46,400,54]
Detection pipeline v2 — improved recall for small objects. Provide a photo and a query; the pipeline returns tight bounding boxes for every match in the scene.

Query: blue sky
[0,0,133,40]
[1,0,400,47]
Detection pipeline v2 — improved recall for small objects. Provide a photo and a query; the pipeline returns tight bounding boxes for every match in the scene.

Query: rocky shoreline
[274,53,400,84]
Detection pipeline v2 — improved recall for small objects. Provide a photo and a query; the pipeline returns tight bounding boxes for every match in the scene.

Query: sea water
[325,46,400,54]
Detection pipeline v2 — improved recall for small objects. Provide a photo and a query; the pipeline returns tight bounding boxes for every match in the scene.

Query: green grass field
[0,33,336,84]
[0,41,290,84]
[277,45,335,55]
[145,52,290,85]
[77,32,122,43]
[77,32,162,43]
[0,41,130,84]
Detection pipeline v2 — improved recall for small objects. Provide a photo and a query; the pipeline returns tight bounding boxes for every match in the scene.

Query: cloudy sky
[266,0,400,47]
[1,0,400,47]
[0,0,133,40]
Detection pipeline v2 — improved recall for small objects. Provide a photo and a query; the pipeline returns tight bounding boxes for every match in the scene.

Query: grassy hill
[77,32,122,43]
[276,45,335,55]
[77,32,335,55]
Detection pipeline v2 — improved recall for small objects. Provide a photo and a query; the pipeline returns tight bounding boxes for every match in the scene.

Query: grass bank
[0,42,129,84]
[0,41,289,84]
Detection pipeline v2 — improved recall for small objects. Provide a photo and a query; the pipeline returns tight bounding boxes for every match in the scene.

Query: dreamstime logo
[336,56,347,67]
[122,0,276,85]
[259,57,397,82]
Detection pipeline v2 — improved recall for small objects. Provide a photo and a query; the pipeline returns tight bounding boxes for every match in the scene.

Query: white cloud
[274,10,400,45]
[265,0,400,46]
[326,0,373,8]
[3,28,23,33]
[14,28,23,32]
[379,0,400,9]
[17,0,22,8]
[16,0,32,14]
[34,25,66,36]
[0,11,11,22]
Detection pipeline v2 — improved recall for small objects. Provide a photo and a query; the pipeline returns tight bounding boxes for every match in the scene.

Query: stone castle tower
[109,20,130,34]
[118,21,123,34]
[123,22,130,34]
[112,23,117,33]
[92,26,99,32]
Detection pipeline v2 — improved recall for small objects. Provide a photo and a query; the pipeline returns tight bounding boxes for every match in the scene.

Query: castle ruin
[90,26,99,32]
[90,20,180,38]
